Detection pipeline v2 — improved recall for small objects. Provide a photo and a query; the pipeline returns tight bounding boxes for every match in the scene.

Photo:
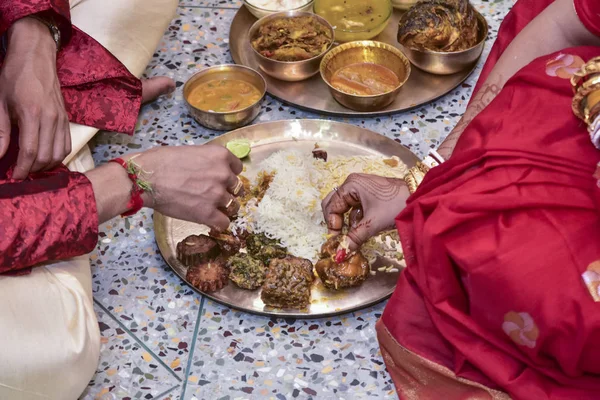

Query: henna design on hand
[437,79,503,159]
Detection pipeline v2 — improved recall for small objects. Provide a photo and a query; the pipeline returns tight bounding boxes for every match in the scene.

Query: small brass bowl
[183,65,266,131]
[248,11,335,82]
[391,0,417,10]
[397,10,488,75]
[314,0,393,43]
[243,0,315,19]
[320,41,411,112]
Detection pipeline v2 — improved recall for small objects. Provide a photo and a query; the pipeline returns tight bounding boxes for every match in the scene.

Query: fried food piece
[397,0,478,52]
[315,253,370,290]
[312,144,327,161]
[246,233,288,264]
[211,232,242,257]
[186,259,229,293]
[251,16,332,61]
[320,235,341,258]
[261,256,314,309]
[176,235,220,266]
[315,235,371,290]
[228,254,267,290]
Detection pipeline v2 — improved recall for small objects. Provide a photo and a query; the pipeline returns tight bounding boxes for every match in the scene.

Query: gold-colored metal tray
[154,120,418,318]
[229,6,481,117]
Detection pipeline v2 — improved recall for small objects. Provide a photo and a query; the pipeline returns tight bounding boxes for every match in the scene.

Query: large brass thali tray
[229,6,480,117]
[154,120,418,317]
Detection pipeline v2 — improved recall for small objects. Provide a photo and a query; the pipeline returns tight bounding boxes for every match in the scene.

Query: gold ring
[232,177,243,195]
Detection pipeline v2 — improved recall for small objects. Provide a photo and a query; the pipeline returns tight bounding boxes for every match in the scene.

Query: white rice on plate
[232,149,408,265]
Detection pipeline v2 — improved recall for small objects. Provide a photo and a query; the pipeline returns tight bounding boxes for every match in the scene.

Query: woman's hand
[0,17,71,179]
[321,173,410,252]
[134,145,243,231]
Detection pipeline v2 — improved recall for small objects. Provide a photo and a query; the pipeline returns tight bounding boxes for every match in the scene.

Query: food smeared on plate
[187,79,262,112]
[397,0,479,52]
[330,62,401,96]
[178,145,407,310]
[250,16,333,61]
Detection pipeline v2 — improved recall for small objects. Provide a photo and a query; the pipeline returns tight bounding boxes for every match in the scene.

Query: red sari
[379,1,600,399]
[0,0,140,274]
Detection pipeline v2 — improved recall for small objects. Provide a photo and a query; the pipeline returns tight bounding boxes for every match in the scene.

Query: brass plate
[154,120,418,318]
[229,6,480,117]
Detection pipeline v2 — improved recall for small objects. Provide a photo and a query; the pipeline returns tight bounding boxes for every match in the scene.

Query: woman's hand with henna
[321,173,410,252]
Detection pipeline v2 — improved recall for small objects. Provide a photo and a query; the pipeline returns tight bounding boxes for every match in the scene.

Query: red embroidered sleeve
[575,0,600,37]
[0,0,72,44]
[0,0,142,134]
[0,166,99,274]
[58,27,142,134]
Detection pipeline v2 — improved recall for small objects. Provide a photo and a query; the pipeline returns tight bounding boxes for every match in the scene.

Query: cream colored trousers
[0,1,177,399]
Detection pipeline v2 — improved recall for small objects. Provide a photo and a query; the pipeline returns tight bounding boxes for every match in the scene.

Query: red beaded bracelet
[109,157,151,217]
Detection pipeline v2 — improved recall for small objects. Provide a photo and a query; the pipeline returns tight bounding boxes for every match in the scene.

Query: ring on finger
[333,186,339,192]
[232,177,243,196]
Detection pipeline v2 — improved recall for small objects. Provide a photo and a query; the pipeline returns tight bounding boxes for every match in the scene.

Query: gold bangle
[404,161,430,194]
[571,57,600,125]
[403,150,445,194]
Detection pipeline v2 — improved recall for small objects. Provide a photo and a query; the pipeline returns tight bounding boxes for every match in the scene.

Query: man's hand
[0,17,71,179]
[86,145,244,229]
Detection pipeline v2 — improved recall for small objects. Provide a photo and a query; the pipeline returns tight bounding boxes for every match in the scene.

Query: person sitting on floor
[0,0,243,399]
[322,0,600,398]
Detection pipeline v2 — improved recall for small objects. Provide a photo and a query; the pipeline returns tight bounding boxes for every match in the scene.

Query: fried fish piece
[397,0,478,52]
[315,235,370,290]
[261,256,314,309]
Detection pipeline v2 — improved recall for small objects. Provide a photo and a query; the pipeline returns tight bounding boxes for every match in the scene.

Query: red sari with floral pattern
[0,0,141,274]
[379,0,600,399]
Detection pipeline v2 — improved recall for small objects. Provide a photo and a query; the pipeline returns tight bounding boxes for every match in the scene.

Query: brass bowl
[320,41,411,112]
[243,0,315,19]
[248,11,335,82]
[391,0,417,10]
[183,65,266,131]
[397,10,488,75]
[314,0,393,43]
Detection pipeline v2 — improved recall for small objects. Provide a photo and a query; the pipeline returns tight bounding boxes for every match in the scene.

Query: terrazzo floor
[80,0,515,399]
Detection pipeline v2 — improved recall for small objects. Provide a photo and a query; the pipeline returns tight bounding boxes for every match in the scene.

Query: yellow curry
[314,0,392,42]
[188,79,262,112]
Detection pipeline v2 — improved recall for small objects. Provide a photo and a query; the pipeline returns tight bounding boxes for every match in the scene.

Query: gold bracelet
[571,56,600,125]
[404,150,444,194]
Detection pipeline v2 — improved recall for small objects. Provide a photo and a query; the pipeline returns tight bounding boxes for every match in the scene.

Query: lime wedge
[226,139,251,159]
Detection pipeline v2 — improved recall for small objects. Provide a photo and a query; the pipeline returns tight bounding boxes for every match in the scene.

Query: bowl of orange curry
[320,41,411,111]
[184,65,266,130]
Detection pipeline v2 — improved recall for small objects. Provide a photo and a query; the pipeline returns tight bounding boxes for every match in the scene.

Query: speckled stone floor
[80,1,515,399]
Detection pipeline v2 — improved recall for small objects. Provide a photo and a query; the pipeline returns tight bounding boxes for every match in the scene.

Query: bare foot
[141,76,176,104]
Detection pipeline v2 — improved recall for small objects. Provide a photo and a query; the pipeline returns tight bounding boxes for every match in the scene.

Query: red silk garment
[472,0,600,97]
[0,161,99,275]
[0,0,143,134]
[381,0,600,398]
[0,0,143,273]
